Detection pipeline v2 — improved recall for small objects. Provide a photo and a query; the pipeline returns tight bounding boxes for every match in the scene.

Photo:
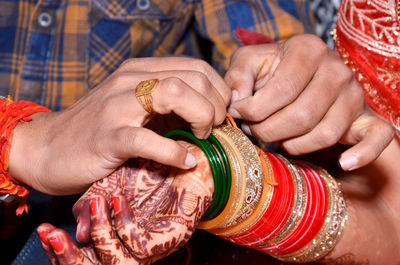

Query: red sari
[335,0,400,133]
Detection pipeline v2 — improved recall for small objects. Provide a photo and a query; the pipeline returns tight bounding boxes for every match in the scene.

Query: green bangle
[164,129,228,219]
[208,134,231,215]
[201,139,227,219]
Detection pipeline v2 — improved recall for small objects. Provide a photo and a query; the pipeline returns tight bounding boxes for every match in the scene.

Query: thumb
[111,127,198,169]
[225,44,279,117]
[339,113,394,171]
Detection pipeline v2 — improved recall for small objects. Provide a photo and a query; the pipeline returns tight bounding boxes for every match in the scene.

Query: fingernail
[231,90,239,102]
[48,234,63,253]
[241,124,252,136]
[90,197,100,217]
[38,229,49,246]
[228,107,242,119]
[185,152,197,168]
[111,196,121,214]
[339,154,359,171]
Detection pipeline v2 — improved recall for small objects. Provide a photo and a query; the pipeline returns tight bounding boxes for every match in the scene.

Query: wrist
[8,110,52,192]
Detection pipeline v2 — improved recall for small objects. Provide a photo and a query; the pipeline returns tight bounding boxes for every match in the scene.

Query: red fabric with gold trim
[335,0,400,130]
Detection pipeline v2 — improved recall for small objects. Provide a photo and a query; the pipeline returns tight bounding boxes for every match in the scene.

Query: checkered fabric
[0,0,314,111]
[310,0,341,48]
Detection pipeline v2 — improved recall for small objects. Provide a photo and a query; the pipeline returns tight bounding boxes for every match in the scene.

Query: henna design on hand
[72,143,213,264]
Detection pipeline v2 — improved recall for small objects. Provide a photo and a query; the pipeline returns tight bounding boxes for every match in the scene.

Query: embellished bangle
[191,119,347,263]
[273,163,347,263]
[213,151,294,246]
[0,97,51,215]
[198,125,263,229]
[219,125,263,227]
[208,147,276,239]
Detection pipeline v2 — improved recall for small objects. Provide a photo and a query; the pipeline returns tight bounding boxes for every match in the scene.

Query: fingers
[151,71,228,125]
[72,198,91,243]
[338,113,394,171]
[225,44,279,101]
[151,77,219,136]
[229,36,328,121]
[112,72,224,136]
[37,223,58,265]
[111,195,150,260]
[250,76,363,147]
[89,196,134,264]
[37,224,94,265]
[117,57,231,105]
[109,126,197,169]
[275,89,364,155]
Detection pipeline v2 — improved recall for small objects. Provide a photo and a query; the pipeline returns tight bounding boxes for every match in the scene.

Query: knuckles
[286,34,329,60]
[314,126,342,149]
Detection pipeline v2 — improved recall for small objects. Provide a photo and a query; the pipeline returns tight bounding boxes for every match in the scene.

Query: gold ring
[135,79,159,113]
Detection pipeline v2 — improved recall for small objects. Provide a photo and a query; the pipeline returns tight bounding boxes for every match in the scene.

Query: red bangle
[0,98,51,214]
[221,151,294,246]
[264,161,327,255]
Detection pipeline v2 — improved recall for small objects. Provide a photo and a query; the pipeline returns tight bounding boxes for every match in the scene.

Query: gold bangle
[273,164,347,263]
[221,125,263,227]
[209,147,275,237]
[198,126,246,229]
[198,125,263,229]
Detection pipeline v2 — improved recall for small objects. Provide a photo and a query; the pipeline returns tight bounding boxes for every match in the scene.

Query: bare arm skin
[321,137,400,265]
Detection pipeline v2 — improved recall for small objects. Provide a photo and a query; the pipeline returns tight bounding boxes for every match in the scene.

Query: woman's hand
[226,34,393,170]
[9,57,229,195]
[38,142,214,264]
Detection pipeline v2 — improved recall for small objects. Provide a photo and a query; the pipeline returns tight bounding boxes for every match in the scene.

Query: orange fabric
[0,98,51,214]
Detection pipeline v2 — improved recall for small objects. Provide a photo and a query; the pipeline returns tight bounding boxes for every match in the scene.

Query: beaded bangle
[0,97,51,215]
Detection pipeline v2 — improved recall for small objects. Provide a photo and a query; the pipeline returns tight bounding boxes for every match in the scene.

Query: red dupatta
[335,0,400,131]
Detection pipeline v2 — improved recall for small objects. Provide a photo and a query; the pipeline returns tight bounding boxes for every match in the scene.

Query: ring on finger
[135,79,160,114]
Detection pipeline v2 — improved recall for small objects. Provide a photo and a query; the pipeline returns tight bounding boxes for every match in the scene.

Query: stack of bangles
[166,118,347,263]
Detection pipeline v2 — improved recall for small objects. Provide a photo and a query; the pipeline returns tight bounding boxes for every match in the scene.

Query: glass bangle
[164,129,228,219]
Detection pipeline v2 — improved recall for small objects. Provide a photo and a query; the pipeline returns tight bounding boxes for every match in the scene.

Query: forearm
[322,138,400,265]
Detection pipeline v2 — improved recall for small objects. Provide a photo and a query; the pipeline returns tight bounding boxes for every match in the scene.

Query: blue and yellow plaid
[0,0,313,111]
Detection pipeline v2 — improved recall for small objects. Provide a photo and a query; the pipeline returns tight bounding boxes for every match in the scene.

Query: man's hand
[38,142,214,264]
[226,34,393,170]
[9,57,230,195]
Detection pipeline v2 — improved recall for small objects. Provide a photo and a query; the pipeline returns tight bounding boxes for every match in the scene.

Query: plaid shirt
[0,0,313,111]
